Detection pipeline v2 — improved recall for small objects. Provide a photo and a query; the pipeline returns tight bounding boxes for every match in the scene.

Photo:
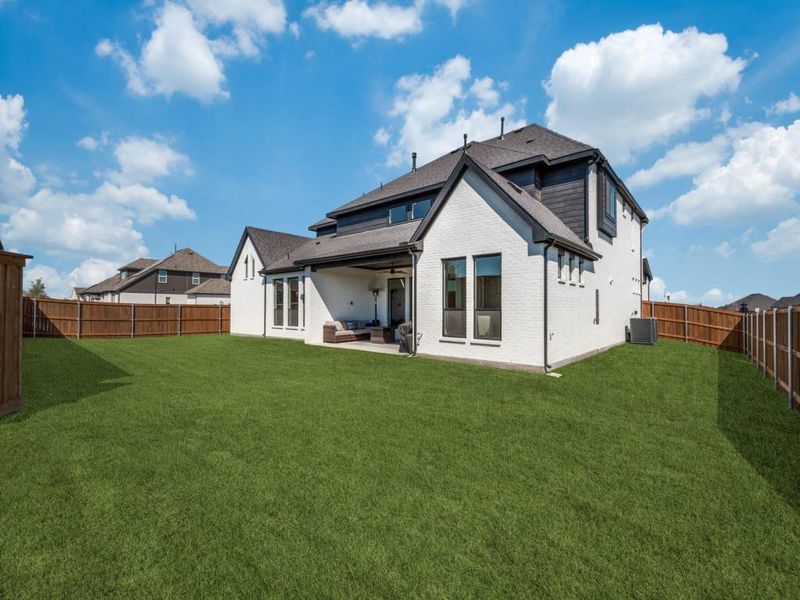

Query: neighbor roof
[186,278,230,296]
[326,124,593,218]
[227,227,312,277]
[82,248,227,295]
[120,258,158,272]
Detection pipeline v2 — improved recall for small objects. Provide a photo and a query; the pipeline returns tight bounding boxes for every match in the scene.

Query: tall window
[192,272,200,285]
[288,277,299,327]
[605,176,617,221]
[442,258,466,337]
[558,250,566,281]
[569,254,577,283]
[274,279,284,326]
[411,199,431,220]
[158,269,167,283]
[389,205,407,224]
[244,256,249,279]
[474,255,501,340]
[578,258,585,284]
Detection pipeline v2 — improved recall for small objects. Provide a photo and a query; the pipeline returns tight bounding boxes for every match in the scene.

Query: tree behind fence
[23,298,230,339]
[642,301,798,410]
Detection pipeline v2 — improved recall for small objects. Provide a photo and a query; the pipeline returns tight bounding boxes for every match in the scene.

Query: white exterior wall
[546,164,643,366]
[191,294,230,305]
[265,270,307,340]
[230,236,265,336]
[118,292,191,305]
[415,171,544,367]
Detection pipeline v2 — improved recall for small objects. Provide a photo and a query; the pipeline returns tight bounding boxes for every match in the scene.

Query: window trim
[442,257,467,339]
[192,272,200,285]
[273,278,284,327]
[473,253,502,341]
[158,269,167,284]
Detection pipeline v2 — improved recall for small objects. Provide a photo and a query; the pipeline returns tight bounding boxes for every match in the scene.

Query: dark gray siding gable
[540,163,586,240]
[334,191,436,236]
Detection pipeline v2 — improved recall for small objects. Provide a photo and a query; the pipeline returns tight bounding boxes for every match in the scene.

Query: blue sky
[1,0,799,302]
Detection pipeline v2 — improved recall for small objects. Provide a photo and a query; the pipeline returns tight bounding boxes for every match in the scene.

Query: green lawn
[1,336,799,598]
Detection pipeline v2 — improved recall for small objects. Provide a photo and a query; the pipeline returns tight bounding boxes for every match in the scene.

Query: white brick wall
[230,236,265,336]
[265,270,307,340]
[415,170,544,367]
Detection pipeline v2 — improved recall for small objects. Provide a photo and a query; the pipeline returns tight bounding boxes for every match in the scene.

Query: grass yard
[1,336,799,598]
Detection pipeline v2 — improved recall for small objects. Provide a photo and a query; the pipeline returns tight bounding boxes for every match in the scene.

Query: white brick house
[230,123,650,370]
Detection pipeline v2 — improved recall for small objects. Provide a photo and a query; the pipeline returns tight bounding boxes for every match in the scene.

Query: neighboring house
[81,248,228,304]
[771,293,800,309]
[721,293,777,312]
[186,278,231,305]
[70,287,85,301]
[231,122,649,370]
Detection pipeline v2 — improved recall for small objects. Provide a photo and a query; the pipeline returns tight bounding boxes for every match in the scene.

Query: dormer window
[120,270,128,280]
[158,269,167,284]
[411,199,431,220]
[388,205,407,224]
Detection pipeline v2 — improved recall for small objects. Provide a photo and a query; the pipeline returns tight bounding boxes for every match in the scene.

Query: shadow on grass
[3,339,131,422]
[717,348,800,514]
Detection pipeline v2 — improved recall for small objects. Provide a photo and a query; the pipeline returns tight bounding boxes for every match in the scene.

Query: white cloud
[0,94,26,150]
[288,21,300,38]
[377,55,524,166]
[469,76,500,108]
[431,0,468,18]
[766,92,800,116]
[98,1,286,102]
[304,0,423,40]
[76,132,109,152]
[26,258,118,299]
[0,93,195,274]
[649,276,735,306]
[714,240,734,258]
[751,216,800,260]
[544,24,746,163]
[373,126,390,146]
[628,135,730,188]
[651,119,800,225]
[108,136,192,185]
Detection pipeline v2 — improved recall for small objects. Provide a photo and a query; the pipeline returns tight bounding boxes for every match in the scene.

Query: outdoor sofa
[323,320,372,343]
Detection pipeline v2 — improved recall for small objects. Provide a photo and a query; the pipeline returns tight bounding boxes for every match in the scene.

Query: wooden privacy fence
[743,307,799,410]
[23,298,230,339]
[1,250,31,417]
[642,301,744,352]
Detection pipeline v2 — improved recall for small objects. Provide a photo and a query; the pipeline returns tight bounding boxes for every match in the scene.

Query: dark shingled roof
[309,217,336,231]
[326,124,593,217]
[772,293,800,308]
[265,221,418,273]
[186,278,231,296]
[82,248,227,295]
[120,258,158,272]
[245,227,312,266]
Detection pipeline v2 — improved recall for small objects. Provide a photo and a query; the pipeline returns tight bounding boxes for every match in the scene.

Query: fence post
[763,310,767,376]
[32,298,37,338]
[77,300,82,340]
[773,309,778,390]
[684,304,688,343]
[218,303,222,334]
[178,304,182,337]
[789,307,793,410]
[131,304,135,338]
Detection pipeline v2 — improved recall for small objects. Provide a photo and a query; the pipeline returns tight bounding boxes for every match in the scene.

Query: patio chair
[398,321,413,354]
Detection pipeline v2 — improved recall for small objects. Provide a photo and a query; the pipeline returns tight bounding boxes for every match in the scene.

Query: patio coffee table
[369,326,394,343]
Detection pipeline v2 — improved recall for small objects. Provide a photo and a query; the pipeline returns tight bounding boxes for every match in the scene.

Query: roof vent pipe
[500,116,505,140]
[411,152,417,172]
[463,133,468,152]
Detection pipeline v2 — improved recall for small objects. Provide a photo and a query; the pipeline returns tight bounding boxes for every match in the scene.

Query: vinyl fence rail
[23,298,230,339]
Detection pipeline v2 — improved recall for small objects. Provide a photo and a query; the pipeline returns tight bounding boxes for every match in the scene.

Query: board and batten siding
[335,191,437,236]
[540,163,587,241]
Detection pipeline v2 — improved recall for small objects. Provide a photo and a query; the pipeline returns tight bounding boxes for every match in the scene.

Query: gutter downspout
[409,248,419,355]
[543,239,555,373]
[262,273,267,337]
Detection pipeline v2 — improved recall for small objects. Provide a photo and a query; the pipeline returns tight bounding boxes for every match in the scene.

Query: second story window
[192,272,200,285]
[388,205,407,224]
[411,199,431,220]
[120,270,128,280]
[158,269,167,284]
[558,250,566,281]
[605,177,617,221]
